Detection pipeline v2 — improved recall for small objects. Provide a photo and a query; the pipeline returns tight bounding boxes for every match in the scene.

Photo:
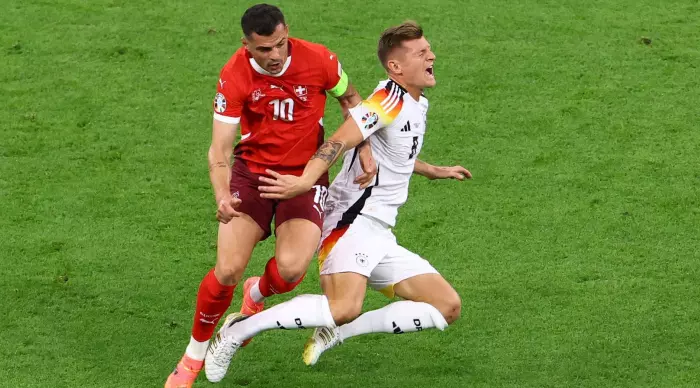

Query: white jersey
[323,79,428,231]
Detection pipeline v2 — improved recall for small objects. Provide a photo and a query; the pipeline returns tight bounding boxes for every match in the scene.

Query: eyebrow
[256,36,286,50]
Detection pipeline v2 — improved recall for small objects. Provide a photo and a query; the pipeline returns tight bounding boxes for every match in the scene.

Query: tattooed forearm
[311,140,345,165]
[208,161,229,171]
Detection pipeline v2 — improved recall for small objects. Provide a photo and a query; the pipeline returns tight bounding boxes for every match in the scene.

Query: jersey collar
[249,56,292,77]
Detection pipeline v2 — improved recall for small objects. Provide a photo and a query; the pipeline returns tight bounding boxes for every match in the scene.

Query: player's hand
[353,141,377,189]
[258,169,313,200]
[429,165,472,181]
[216,194,243,224]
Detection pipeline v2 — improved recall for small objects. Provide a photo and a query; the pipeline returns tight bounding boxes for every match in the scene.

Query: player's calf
[338,300,448,341]
[327,295,363,325]
[321,272,369,325]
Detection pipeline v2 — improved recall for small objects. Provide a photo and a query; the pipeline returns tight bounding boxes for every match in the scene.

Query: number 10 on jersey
[270,98,294,121]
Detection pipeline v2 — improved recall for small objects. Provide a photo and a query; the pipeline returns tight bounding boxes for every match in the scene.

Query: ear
[386,59,402,76]
[241,36,248,49]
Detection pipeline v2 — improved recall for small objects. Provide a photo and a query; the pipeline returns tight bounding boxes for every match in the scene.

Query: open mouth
[268,62,282,72]
[426,65,434,77]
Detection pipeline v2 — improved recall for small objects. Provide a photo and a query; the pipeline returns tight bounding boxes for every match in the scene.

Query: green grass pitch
[2,0,699,387]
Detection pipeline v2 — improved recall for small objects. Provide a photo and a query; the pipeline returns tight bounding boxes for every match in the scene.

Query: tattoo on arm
[208,161,229,171]
[312,140,345,164]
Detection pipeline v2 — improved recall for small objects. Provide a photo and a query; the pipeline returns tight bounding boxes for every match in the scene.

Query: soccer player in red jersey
[164,4,375,387]
[204,20,469,382]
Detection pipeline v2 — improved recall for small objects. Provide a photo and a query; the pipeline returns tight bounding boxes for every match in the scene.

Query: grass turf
[1,0,699,386]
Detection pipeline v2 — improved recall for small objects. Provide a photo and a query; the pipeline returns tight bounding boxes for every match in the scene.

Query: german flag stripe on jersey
[363,81,405,125]
[317,225,350,272]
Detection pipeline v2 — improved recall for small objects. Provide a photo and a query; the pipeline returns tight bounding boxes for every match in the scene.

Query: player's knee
[263,257,306,294]
[329,298,363,326]
[276,265,306,283]
[439,293,462,324]
[214,256,247,285]
[275,253,311,283]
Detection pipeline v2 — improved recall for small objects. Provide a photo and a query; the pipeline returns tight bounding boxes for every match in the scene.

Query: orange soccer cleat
[164,354,203,388]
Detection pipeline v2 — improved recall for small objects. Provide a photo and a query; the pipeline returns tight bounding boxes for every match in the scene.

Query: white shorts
[317,214,438,298]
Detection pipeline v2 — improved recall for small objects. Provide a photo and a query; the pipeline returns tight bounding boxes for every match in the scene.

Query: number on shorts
[312,185,328,213]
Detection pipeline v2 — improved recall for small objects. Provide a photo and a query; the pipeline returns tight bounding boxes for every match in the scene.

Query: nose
[427,49,436,61]
[269,46,282,62]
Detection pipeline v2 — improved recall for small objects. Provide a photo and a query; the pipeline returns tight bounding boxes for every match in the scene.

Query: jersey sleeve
[348,86,403,139]
[212,66,245,124]
[320,47,348,98]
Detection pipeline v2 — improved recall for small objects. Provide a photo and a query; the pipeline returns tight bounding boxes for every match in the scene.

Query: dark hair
[241,4,286,38]
[377,21,424,69]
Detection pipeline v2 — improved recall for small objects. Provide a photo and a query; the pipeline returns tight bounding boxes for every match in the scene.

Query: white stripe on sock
[185,336,209,361]
[250,279,265,304]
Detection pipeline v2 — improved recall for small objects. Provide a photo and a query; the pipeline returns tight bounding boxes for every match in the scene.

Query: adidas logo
[318,328,333,344]
[400,121,411,132]
[392,321,404,334]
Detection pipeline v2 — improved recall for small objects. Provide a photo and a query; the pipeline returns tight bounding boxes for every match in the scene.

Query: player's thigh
[274,218,321,282]
[317,216,388,283]
[214,161,272,285]
[393,273,462,324]
[215,213,265,285]
[274,185,326,280]
[275,179,327,229]
[229,160,275,239]
[320,272,368,325]
[369,245,462,323]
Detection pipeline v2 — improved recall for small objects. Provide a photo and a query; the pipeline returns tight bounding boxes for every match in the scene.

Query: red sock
[191,269,236,342]
[257,257,305,297]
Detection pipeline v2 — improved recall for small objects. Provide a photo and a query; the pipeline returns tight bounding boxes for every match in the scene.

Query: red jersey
[212,37,344,175]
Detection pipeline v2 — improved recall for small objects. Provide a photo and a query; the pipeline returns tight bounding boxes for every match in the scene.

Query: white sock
[226,294,336,342]
[185,336,209,361]
[338,301,447,341]
[250,279,265,304]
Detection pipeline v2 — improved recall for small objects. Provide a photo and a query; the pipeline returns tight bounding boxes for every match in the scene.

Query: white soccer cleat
[204,313,246,383]
[302,326,341,366]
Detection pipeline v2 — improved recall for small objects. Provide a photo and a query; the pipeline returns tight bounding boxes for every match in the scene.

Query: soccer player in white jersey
[205,21,471,381]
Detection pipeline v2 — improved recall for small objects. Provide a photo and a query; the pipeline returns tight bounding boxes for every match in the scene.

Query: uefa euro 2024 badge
[362,112,379,130]
[214,93,227,113]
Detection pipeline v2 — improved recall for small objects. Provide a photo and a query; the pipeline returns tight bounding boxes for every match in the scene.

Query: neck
[389,76,422,101]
